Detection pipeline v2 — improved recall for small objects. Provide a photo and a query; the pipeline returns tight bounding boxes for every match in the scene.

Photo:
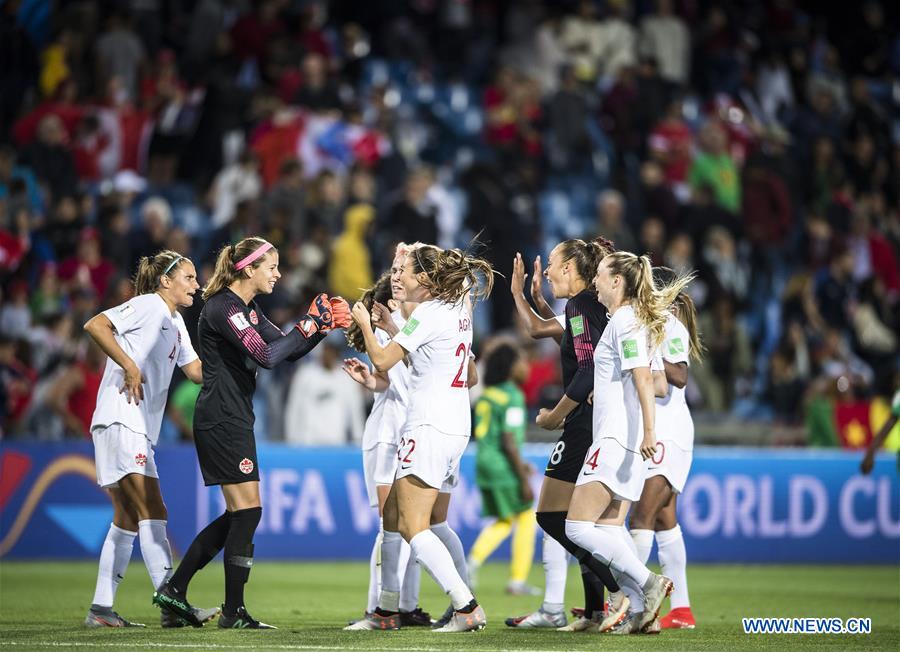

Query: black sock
[457,599,478,614]
[536,511,620,594]
[168,511,231,597]
[580,563,605,619]
[223,507,262,615]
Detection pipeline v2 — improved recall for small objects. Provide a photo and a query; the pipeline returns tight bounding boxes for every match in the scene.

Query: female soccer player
[84,250,218,628]
[565,251,689,634]
[153,236,350,629]
[506,240,625,632]
[343,256,431,628]
[628,267,703,629]
[467,340,539,596]
[350,245,492,633]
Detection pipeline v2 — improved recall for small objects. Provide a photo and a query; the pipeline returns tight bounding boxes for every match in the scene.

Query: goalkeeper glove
[330,296,352,329]
[296,293,335,337]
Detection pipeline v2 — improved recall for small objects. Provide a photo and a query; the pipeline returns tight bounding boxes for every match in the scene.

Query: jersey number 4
[585,448,600,471]
[168,344,176,363]
[451,343,470,388]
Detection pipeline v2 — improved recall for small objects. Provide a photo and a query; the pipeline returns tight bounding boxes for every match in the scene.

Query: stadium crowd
[0,0,898,444]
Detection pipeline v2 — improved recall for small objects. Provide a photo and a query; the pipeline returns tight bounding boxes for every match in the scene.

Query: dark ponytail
[133,250,188,295]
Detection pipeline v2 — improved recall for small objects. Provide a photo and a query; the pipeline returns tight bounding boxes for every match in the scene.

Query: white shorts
[395,425,467,492]
[645,440,692,494]
[575,437,646,502]
[362,442,399,508]
[92,423,158,488]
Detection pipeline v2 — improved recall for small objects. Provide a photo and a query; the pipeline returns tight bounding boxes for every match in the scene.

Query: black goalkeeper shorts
[194,424,259,486]
[543,421,592,484]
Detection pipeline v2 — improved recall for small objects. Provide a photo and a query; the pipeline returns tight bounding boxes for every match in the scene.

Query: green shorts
[479,484,532,519]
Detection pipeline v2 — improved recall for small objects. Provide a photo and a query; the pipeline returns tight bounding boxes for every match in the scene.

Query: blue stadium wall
[1,443,898,563]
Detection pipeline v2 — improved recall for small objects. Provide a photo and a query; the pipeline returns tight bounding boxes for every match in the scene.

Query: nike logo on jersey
[581,471,597,476]
[400,464,412,470]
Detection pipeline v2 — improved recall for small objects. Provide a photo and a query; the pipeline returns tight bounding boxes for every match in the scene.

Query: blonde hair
[202,236,273,300]
[409,245,495,305]
[133,250,188,295]
[674,292,704,361]
[603,251,694,348]
[345,272,393,353]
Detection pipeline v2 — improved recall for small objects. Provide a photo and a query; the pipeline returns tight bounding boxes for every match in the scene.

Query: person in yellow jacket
[328,204,374,301]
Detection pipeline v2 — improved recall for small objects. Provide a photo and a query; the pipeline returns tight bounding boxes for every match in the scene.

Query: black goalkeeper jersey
[194,289,323,430]
[559,289,609,429]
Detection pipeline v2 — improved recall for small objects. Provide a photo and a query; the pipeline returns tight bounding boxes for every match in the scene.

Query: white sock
[409,530,473,610]
[657,525,690,609]
[367,527,383,613]
[430,521,469,588]
[541,532,568,612]
[564,520,650,587]
[138,519,173,590]
[618,526,645,610]
[91,524,137,608]
[399,541,421,612]
[377,530,403,612]
[630,528,654,565]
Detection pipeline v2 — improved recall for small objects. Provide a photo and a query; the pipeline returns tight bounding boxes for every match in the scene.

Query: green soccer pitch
[1,561,898,650]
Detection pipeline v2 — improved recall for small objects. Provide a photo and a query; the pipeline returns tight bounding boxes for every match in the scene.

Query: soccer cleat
[642,615,662,634]
[505,608,567,628]
[84,608,146,628]
[399,607,434,627]
[161,605,221,628]
[557,612,600,632]
[638,574,674,632]
[343,611,400,630]
[505,581,542,596]
[152,583,202,627]
[218,605,276,629]
[598,594,630,632]
[432,604,487,632]
[606,611,642,635]
[660,607,696,629]
[432,604,455,629]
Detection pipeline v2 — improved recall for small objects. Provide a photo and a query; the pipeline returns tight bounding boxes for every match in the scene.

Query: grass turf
[0,561,897,650]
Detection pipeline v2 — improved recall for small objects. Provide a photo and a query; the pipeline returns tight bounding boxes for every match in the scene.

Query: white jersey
[90,293,198,445]
[393,299,472,437]
[361,311,411,450]
[592,304,651,452]
[656,313,694,450]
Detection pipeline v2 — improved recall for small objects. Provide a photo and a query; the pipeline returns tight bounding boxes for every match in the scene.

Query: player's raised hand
[342,357,374,388]
[351,301,372,329]
[511,253,527,296]
[330,296,352,328]
[530,255,545,303]
[371,301,399,335]
[120,364,146,405]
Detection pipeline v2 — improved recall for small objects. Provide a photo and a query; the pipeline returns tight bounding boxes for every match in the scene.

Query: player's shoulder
[610,304,636,328]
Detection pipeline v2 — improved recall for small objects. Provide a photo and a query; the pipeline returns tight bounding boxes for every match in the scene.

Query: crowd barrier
[1,443,897,562]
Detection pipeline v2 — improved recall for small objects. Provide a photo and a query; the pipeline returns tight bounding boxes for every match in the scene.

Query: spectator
[816,245,856,333]
[648,97,693,200]
[264,158,306,242]
[46,338,105,438]
[20,114,78,201]
[328,204,374,302]
[57,227,115,300]
[597,0,637,82]
[94,12,146,103]
[741,154,793,256]
[129,197,173,267]
[545,65,592,174]
[0,281,31,338]
[689,120,740,214]
[384,168,438,247]
[559,0,603,83]
[283,339,365,445]
[638,0,690,86]
[211,150,263,228]
[594,189,637,254]
[293,52,342,113]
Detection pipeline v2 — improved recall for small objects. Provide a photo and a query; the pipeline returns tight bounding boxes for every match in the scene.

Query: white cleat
[598,594,631,632]
[505,609,567,628]
[557,612,600,632]
[84,609,146,628]
[606,611,642,635]
[639,574,674,631]
[432,605,487,632]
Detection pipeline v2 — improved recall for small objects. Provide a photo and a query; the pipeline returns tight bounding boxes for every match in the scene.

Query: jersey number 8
[549,441,565,465]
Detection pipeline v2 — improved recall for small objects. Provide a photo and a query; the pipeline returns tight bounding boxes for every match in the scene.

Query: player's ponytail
[605,251,694,349]
[346,272,393,353]
[133,250,188,295]
[202,236,273,300]
[674,292,704,361]
[556,237,616,283]
[410,245,495,305]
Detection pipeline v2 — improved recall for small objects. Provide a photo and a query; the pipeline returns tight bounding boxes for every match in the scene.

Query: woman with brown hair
[153,236,350,629]
[350,244,492,633]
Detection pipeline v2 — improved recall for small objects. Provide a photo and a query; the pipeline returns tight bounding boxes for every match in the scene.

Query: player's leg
[507,508,538,595]
[656,495,695,629]
[217,480,273,628]
[86,486,143,627]
[467,513,513,588]
[629,475,674,564]
[429,492,469,590]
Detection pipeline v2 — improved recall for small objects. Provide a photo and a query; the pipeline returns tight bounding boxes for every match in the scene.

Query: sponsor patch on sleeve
[622,339,638,359]
[401,317,420,336]
[569,315,585,336]
[230,312,252,331]
[667,337,684,355]
[117,303,135,320]
[505,406,525,428]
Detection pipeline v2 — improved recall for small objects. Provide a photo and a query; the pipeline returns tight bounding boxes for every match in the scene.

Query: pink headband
[234,241,273,270]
